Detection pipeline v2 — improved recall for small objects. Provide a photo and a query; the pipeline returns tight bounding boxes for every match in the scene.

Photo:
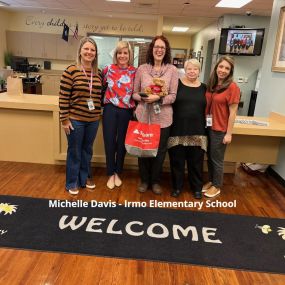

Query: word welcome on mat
[0,195,284,274]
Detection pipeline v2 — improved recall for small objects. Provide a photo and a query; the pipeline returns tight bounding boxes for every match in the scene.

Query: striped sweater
[59,64,102,122]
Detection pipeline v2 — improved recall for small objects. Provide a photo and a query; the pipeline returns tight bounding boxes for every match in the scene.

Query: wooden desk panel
[226,135,280,164]
[0,93,285,172]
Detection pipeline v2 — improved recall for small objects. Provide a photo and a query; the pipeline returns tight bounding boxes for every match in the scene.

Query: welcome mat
[0,195,285,274]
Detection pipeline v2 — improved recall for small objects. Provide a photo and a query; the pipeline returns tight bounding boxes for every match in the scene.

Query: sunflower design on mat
[0,203,18,215]
[255,224,272,234]
[255,224,285,241]
[277,227,285,240]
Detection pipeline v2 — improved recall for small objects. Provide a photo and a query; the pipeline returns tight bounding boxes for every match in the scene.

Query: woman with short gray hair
[168,58,207,199]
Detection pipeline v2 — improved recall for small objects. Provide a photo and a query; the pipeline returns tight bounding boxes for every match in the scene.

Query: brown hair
[146,35,172,65]
[207,55,235,93]
[76,36,98,74]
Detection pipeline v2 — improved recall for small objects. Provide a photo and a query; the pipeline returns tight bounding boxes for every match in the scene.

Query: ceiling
[0,0,274,35]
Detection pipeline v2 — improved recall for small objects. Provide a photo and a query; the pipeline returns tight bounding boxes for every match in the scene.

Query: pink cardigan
[133,63,178,128]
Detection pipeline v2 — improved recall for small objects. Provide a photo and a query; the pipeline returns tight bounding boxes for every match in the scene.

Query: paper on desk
[7,76,23,95]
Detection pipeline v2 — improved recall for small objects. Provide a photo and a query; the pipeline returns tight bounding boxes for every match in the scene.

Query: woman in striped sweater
[59,37,102,195]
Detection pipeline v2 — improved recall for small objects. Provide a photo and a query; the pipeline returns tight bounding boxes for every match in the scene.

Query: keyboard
[235,119,269,126]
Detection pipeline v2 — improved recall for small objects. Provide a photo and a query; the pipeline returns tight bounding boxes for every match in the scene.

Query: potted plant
[4,51,13,69]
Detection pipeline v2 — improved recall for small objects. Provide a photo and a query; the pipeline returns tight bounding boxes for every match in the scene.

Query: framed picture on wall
[197,51,201,59]
[199,56,204,71]
[272,6,285,72]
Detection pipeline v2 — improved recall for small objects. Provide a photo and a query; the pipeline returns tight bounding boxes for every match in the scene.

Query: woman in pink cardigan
[132,35,178,194]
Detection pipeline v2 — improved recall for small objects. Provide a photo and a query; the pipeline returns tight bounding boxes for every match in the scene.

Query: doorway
[203,39,215,84]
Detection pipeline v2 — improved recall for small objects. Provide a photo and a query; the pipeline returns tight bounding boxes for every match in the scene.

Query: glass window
[122,37,152,67]
[88,34,153,68]
[89,35,120,69]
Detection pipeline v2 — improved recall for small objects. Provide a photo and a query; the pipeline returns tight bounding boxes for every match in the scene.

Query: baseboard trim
[267,167,285,187]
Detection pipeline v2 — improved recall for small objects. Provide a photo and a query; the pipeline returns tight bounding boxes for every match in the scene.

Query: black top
[170,79,207,136]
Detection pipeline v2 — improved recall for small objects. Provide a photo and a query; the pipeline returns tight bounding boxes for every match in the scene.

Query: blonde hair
[113,41,133,65]
[76,36,98,74]
[184,58,201,71]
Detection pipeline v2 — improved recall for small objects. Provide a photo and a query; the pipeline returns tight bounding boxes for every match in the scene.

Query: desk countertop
[0,92,58,111]
[233,115,285,137]
[0,93,285,137]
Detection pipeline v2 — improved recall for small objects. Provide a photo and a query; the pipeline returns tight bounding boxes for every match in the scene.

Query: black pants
[103,104,133,176]
[169,145,204,192]
[207,129,227,188]
[138,127,170,185]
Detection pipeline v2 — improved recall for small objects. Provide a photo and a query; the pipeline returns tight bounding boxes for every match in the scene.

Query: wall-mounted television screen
[218,28,265,56]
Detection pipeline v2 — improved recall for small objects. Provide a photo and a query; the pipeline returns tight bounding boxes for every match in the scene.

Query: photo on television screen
[218,28,265,56]
[226,30,257,54]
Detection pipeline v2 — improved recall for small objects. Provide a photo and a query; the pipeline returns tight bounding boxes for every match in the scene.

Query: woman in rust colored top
[203,56,240,198]
[133,35,178,195]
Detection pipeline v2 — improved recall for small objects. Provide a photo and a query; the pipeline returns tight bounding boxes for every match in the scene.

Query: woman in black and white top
[168,59,207,199]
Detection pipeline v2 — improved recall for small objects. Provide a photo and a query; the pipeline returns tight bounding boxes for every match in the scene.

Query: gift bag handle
[141,103,152,124]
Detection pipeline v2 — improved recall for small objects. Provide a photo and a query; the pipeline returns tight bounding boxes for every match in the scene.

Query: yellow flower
[277,227,285,240]
[255,224,272,234]
[0,203,18,215]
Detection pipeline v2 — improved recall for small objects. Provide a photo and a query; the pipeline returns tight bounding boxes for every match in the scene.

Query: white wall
[222,15,270,115]
[192,7,285,180]
[192,14,270,115]
[255,0,285,179]
[191,22,221,82]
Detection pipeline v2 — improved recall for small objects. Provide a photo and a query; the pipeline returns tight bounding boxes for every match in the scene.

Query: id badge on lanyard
[206,91,214,127]
[206,114,212,127]
[82,66,94,111]
[87,99,95,110]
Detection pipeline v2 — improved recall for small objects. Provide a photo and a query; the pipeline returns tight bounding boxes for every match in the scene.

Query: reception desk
[0,93,285,172]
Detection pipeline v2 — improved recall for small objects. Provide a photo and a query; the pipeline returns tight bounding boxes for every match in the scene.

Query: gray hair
[184,58,201,72]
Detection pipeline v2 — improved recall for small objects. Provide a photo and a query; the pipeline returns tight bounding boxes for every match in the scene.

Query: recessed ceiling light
[216,0,252,8]
[106,0,131,2]
[172,27,189,32]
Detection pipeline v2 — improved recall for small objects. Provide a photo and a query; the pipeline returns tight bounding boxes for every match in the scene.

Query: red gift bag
[125,121,161,157]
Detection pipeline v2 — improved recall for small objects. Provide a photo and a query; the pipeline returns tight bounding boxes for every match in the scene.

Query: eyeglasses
[153,46,166,50]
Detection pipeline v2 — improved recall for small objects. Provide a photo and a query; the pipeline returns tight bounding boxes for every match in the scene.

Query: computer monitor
[11,56,29,73]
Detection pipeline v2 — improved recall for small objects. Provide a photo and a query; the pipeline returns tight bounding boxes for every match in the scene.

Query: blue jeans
[65,119,99,190]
